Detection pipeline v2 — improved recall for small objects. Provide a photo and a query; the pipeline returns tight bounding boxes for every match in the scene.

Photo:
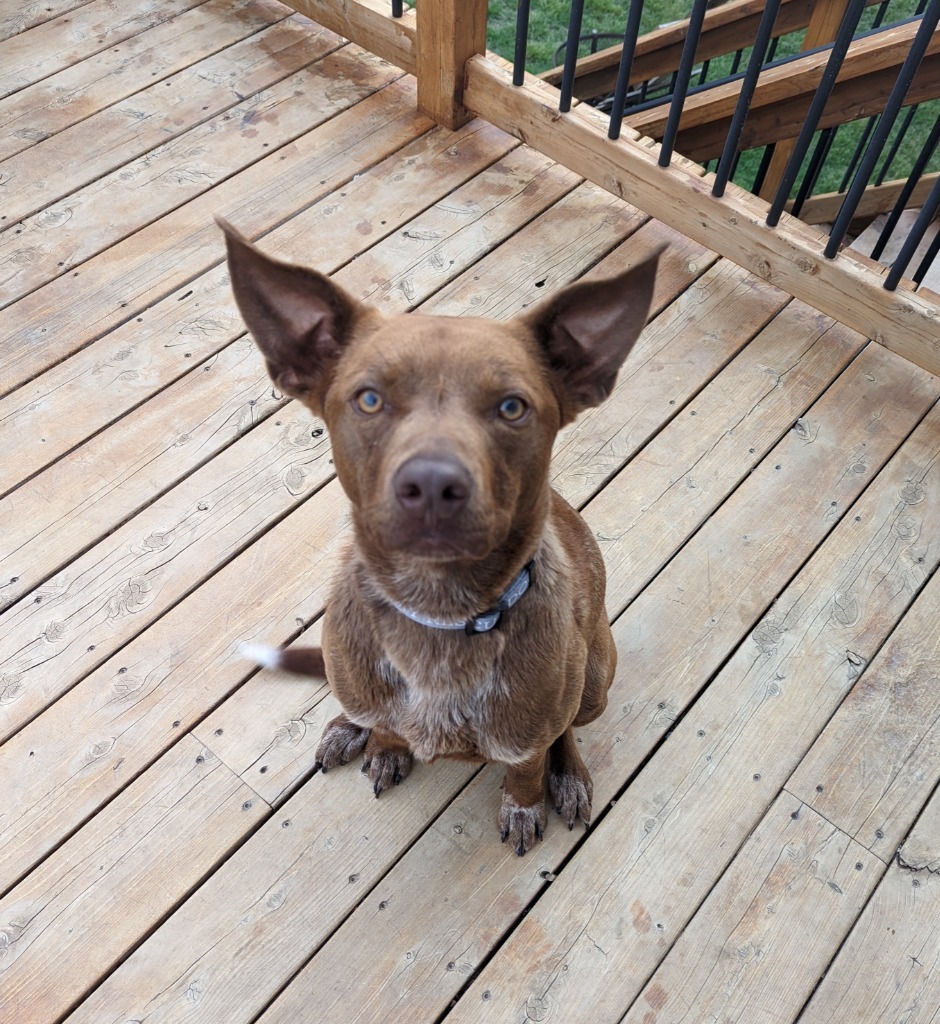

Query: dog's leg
[548,727,593,830]
[362,728,414,798]
[499,751,548,856]
[314,713,370,774]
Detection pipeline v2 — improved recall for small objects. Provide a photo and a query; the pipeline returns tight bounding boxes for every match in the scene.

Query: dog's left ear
[524,246,665,423]
[217,217,366,413]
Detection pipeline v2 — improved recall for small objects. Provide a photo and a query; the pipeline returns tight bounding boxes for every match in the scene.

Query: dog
[220,218,662,854]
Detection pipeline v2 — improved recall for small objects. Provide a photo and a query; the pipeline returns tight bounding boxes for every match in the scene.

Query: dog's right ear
[217,218,364,412]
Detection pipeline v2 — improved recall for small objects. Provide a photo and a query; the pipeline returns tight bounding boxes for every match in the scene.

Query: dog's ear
[524,246,665,422]
[218,217,365,412]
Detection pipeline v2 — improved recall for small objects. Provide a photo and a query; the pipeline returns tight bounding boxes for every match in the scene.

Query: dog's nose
[393,455,471,521]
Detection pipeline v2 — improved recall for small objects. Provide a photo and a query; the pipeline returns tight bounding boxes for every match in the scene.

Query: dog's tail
[239,642,326,678]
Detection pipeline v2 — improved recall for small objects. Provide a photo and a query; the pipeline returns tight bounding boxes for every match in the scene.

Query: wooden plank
[799,787,940,1024]
[437,346,940,1024]
[1,7,331,202]
[0,145,573,741]
[0,120,517,606]
[584,304,866,603]
[463,55,940,377]
[193,620,329,805]
[541,0,819,97]
[620,793,882,1024]
[0,45,404,307]
[0,0,96,43]
[553,253,788,506]
[0,0,207,98]
[419,179,645,321]
[415,0,486,130]
[0,69,426,396]
[0,736,268,1024]
[788,562,940,858]
[0,0,296,161]
[795,171,940,225]
[63,702,475,1024]
[278,0,416,73]
[243,304,874,1024]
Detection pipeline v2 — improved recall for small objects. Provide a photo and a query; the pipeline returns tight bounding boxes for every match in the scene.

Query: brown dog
[221,219,661,854]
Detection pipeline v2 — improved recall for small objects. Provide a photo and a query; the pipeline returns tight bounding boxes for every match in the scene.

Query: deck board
[2,3,940,1022]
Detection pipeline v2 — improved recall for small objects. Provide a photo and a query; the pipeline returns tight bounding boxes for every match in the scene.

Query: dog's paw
[498,794,546,857]
[549,765,593,830]
[314,715,370,774]
[362,745,413,798]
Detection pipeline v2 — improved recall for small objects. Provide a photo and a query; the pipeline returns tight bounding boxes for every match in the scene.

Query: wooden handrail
[794,172,940,225]
[462,53,940,377]
[540,0,883,100]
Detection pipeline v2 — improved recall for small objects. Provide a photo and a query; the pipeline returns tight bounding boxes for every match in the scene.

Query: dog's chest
[376,654,529,765]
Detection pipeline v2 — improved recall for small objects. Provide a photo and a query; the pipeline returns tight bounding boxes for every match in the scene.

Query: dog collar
[387,561,535,635]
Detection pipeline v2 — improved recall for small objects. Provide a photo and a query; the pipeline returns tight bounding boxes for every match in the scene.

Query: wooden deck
[2,3,939,1022]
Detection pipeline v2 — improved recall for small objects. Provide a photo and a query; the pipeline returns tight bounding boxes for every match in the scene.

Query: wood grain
[0,45,402,305]
[0,0,206,98]
[788,542,940,856]
[0,736,267,1024]
[621,793,881,1024]
[1,10,340,218]
[799,785,940,1024]
[0,69,425,396]
[0,0,295,161]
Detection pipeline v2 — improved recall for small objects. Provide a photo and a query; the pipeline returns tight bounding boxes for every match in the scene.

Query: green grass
[485,0,939,199]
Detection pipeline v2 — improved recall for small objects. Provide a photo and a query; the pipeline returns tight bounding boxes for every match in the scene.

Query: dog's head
[220,219,661,566]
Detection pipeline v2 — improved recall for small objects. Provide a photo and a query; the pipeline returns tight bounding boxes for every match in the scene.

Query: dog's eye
[355,389,384,414]
[498,396,528,422]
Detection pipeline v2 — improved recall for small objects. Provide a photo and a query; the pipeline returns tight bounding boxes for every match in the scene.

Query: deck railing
[277,0,940,378]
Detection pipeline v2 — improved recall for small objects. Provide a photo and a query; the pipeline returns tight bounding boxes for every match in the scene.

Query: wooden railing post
[416,0,488,130]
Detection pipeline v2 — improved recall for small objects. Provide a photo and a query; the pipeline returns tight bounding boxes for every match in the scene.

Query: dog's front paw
[362,741,413,798]
[314,714,370,773]
[549,766,593,830]
[499,793,546,856]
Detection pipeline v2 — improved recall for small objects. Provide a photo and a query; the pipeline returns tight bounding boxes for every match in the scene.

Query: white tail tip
[239,641,282,670]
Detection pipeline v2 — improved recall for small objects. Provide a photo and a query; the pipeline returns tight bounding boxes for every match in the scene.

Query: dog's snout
[393,455,472,521]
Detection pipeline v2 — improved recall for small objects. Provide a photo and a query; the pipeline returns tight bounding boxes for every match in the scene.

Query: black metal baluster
[712,0,781,197]
[876,103,919,185]
[766,0,866,226]
[790,127,837,217]
[872,113,940,260]
[839,117,878,192]
[658,0,709,167]
[826,0,940,257]
[513,0,532,86]
[752,143,776,193]
[912,219,940,287]
[608,0,645,140]
[884,172,940,289]
[391,0,402,18]
[558,0,586,113]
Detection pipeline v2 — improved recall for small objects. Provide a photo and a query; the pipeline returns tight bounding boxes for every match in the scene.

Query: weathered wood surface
[3,5,940,1023]
[0,0,296,161]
